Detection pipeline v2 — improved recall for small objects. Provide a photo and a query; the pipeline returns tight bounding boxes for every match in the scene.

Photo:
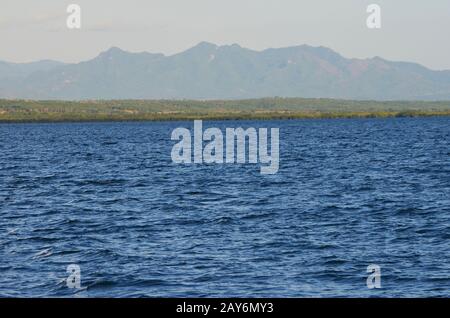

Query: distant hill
[0,60,66,99]
[2,42,450,100]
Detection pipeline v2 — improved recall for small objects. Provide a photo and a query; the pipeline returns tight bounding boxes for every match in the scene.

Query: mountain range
[1,42,450,100]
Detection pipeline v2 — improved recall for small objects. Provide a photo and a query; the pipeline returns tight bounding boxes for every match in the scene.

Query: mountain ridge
[2,42,450,101]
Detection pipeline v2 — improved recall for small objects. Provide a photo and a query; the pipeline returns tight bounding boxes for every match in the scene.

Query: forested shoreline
[1,98,449,122]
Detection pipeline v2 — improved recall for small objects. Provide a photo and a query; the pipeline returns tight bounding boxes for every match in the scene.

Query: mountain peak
[187,42,218,53]
[98,47,128,58]
[195,41,218,48]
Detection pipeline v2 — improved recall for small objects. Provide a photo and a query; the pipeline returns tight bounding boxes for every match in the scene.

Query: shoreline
[1,98,449,123]
[1,111,450,124]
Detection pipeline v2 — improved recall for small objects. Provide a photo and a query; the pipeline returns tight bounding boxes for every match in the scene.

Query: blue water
[0,117,449,297]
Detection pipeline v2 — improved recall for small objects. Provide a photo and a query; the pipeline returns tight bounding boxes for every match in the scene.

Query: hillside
[1,43,450,100]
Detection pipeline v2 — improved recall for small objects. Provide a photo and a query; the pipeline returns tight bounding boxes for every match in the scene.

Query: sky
[0,0,449,70]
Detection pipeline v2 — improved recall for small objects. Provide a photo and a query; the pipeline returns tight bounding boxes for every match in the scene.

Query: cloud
[0,11,65,31]
[82,21,162,33]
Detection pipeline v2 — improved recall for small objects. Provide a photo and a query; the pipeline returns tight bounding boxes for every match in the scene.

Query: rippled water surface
[0,118,449,297]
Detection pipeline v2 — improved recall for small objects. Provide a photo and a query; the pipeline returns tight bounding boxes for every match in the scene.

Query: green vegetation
[0,98,449,123]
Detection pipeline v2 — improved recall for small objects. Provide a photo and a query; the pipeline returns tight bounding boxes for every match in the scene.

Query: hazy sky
[1,0,449,70]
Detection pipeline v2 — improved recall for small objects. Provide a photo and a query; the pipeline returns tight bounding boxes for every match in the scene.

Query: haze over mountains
[2,42,450,101]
